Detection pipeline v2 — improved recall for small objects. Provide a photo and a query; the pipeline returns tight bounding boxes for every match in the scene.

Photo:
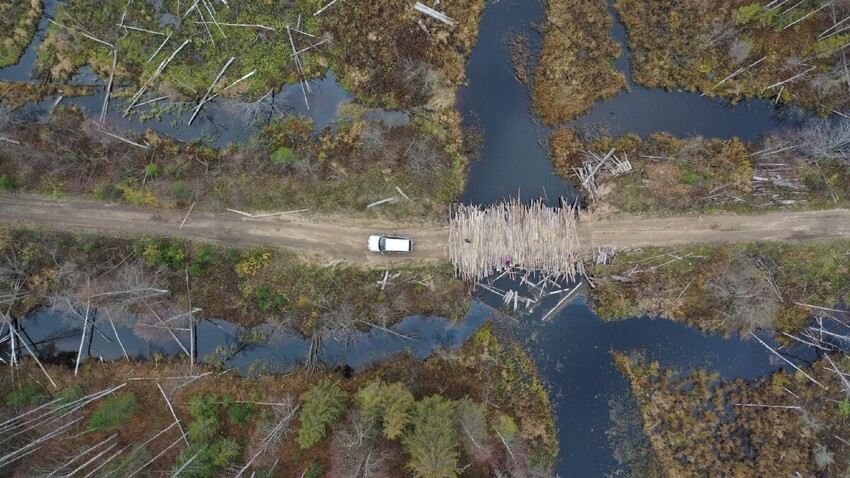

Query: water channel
[0,0,827,476]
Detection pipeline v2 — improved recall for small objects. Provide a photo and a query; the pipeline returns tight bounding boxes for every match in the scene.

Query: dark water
[474,278,816,477]
[14,301,490,374]
[458,0,806,206]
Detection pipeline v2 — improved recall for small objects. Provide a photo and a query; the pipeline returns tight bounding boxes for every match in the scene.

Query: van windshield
[379,237,386,251]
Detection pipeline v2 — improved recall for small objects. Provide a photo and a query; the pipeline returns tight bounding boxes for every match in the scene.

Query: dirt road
[2,195,849,263]
[0,195,449,265]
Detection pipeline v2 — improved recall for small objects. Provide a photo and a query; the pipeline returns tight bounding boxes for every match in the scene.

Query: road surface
[2,195,849,263]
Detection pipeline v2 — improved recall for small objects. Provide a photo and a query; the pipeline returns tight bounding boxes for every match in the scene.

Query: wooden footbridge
[448,199,586,282]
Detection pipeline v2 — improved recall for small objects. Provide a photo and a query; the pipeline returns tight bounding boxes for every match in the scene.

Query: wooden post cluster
[448,198,586,282]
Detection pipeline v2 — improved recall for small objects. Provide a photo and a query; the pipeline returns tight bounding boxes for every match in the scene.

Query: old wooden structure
[448,199,586,282]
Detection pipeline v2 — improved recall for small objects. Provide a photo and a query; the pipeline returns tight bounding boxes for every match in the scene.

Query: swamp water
[456,0,817,474]
[0,0,827,475]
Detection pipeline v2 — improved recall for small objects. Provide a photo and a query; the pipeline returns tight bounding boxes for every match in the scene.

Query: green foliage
[403,395,459,478]
[680,170,699,185]
[144,163,161,178]
[839,399,850,417]
[253,287,287,311]
[57,384,85,404]
[189,393,220,420]
[732,4,773,27]
[492,414,519,442]
[142,239,187,268]
[188,416,220,443]
[355,380,415,440]
[298,379,349,449]
[88,392,138,431]
[178,392,242,477]
[209,438,241,468]
[270,146,297,167]
[227,402,255,427]
[5,383,49,407]
[0,175,18,191]
[173,439,242,478]
[189,245,219,276]
[171,180,193,202]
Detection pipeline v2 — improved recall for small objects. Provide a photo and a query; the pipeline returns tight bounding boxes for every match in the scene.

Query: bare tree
[709,253,782,334]
[237,396,299,476]
[331,411,389,478]
[793,119,850,164]
[404,137,443,179]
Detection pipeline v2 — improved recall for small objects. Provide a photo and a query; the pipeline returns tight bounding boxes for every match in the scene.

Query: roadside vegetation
[0,0,41,68]
[592,240,850,337]
[0,104,475,221]
[615,0,850,113]
[0,323,557,477]
[549,120,850,216]
[532,0,625,124]
[615,351,850,476]
[0,227,469,339]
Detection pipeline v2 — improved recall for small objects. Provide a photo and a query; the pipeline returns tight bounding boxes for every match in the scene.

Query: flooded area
[18,302,490,374]
[0,0,830,475]
[458,0,807,206]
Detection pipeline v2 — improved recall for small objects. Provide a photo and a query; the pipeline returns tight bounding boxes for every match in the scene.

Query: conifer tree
[403,395,459,478]
[298,378,349,449]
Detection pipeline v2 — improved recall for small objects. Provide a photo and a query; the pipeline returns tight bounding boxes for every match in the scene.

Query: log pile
[448,199,586,282]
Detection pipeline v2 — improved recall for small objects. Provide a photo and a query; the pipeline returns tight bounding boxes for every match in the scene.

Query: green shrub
[839,399,850,417]
[189,393,220,419]
[732,3,769,26]
[270,146,297,166]
[356,380,415,440]
[189,245,220,276]
[144,163,161,178]
[142,239,187,268]
[680,170,699,185]
[298,379,349,449]
[254,287,287,310]
[188,416,220,443]
[88,392,138,430]
[227,402,255,427]
[57,384,84,404]
[492,414,519,442]
[5,383,49,407]
[171,180,193,202]
[304,462,326,478]
[403,395,459,478]
[0,175,18,191]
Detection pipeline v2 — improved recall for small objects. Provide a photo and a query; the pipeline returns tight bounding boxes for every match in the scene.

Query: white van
[367,235,414,253]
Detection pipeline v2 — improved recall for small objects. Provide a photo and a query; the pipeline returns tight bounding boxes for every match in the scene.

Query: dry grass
[616,351,850,477]
[0,0,41,67]
[532,0,625,124]
[615,0,850,113]
[549,129,850,216]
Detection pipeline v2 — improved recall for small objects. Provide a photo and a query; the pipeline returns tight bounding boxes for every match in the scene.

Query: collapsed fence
[448,199,586,282]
